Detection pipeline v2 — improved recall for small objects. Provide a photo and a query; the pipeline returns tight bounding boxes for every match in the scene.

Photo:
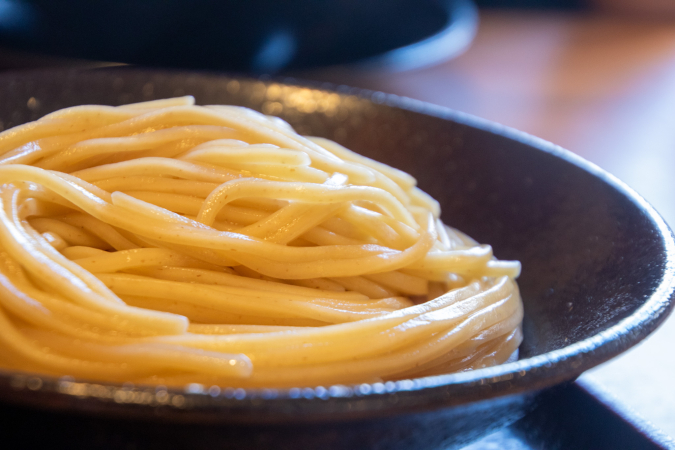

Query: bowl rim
[0,68,674,423]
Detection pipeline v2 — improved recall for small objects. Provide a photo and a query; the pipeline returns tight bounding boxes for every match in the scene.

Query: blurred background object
[592,0,675,16]
[474,0,675,15]
[475,0,583,8]
[0,0,673,73]
[0,0,478,73]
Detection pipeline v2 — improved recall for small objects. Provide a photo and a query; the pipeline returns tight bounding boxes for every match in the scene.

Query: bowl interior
[0,68,672,422]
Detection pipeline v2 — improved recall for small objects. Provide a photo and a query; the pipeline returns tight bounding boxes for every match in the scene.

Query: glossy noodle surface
[0,96,522,387]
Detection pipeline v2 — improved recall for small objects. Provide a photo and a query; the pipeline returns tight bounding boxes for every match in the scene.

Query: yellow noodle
[329,276,399,299]
[188,323,310,335]
[122,295,331,327]
[197,178,417,228]
[73,248,221,273]
[36,126,240,171]
[129,266,367,301]
[40,231,68,251]
[0,98,522,387]
[94,176,219,197]
[56,213,139,250]
[96,273,397,323]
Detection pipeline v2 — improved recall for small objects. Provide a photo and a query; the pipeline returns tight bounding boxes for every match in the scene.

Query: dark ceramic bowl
[0,68,673,450]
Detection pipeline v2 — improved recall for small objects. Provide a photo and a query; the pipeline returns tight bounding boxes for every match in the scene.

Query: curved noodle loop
[0,96,522,387]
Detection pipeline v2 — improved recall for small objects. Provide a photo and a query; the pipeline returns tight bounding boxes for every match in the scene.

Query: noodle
[0,96,522,388]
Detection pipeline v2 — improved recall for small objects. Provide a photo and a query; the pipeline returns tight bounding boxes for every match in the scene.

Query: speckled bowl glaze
[0,68,673,450]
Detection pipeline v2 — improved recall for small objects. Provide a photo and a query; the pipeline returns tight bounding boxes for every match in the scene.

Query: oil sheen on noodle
[0,96,523,388]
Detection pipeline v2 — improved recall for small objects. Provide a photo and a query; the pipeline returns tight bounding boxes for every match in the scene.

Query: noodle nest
[0,96,523,388]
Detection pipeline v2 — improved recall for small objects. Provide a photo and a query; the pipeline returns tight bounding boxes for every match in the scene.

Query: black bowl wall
[0,69,673,450]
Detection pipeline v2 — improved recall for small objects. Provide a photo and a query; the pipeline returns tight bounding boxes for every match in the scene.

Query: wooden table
[304,10,675,438]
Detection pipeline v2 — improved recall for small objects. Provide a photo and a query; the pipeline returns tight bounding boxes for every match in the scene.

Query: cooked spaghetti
[0,96,522,388]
